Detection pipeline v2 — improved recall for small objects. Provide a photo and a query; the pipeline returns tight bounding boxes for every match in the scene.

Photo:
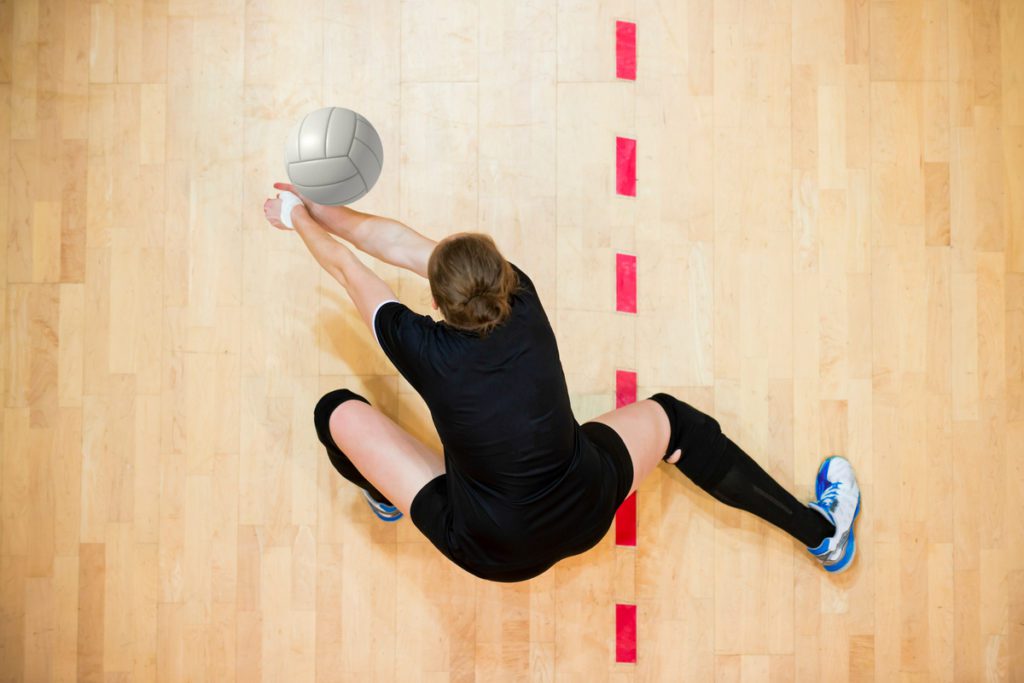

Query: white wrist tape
[279,191,303,229]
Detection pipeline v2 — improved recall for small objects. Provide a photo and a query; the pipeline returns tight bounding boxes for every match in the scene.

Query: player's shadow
[317,290,380,369]
[313,287,442,452]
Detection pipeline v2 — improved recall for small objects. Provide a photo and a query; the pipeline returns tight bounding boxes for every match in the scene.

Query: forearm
[290,207,398,325]
[313,207,434,277]
[291,207,356,284]
[311,204,371,244]
[355,217,435,272]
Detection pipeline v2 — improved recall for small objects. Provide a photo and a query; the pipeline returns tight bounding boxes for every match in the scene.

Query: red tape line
[616,603,637,663]
[616,21,636,80]
[616,252,637,313]
[616,491,637,546]
[616,137,637,197]
[615,369,637,408]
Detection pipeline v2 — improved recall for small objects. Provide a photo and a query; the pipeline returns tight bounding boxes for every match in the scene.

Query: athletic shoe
[806,456,861,573]
[360,488,403,522]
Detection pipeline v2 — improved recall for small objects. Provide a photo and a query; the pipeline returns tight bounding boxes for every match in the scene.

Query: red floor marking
[615,369,637,408]
[616,252,637,313]
[616,21,636,80]
[616,491,637,546]
[616,136,637,197]
[616,603,637,663]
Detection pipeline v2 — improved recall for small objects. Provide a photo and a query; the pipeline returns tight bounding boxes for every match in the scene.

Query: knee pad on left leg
[648,392,737,492]
[313,388,370,446]
[313,389,391,505]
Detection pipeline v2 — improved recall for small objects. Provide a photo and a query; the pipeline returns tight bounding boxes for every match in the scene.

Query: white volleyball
[284,107,384,206]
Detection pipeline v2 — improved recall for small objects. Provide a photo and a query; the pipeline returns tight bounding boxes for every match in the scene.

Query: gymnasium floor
[1,0,1022,680]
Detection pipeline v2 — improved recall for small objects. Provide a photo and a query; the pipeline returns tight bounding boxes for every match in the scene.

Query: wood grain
[0,0,1021,680]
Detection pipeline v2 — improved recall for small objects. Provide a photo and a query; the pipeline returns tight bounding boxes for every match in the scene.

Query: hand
[273,182,317,211]
[263,193,291,231]
[274,181,340,228]
[263,191,309,231]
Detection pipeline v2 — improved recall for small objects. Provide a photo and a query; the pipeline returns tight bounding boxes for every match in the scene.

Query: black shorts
[409,421,635,582]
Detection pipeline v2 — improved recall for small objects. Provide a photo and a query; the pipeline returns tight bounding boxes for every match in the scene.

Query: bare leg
[588,400,679,497]
[327,400,445,515]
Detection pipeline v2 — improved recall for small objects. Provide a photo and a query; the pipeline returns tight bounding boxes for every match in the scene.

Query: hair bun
[466,291,504,320]
[427,233,519,336]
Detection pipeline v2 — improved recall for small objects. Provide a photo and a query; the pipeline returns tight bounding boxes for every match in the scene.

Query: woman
[263,184,861,582]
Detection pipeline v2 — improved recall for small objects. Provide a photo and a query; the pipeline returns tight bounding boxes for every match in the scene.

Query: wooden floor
[1,0,1022,680]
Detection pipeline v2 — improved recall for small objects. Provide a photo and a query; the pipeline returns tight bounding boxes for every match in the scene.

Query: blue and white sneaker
[806,456,861,573]
[360,488,403,522]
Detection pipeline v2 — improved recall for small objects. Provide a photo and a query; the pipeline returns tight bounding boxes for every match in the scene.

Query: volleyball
[284,107,384,206]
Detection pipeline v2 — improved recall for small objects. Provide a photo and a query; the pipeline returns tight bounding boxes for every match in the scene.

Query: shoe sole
[361,491,404,523]
[368,503,403,523]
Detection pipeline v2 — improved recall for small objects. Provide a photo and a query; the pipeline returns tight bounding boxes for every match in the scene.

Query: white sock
[279,191,303,229]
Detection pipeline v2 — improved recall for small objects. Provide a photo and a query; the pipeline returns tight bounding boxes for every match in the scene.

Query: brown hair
[427,232,519,336]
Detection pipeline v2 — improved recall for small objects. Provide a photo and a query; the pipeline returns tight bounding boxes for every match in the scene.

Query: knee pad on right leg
[648,393,736,491]
[313,388,370,447]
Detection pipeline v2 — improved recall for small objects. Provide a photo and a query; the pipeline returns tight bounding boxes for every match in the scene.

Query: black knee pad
[648,393,736,491]
[313,388,370,447]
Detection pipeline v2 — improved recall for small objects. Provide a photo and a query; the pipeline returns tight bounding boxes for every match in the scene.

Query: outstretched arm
[264,196,397,331]
[273,182,435,279]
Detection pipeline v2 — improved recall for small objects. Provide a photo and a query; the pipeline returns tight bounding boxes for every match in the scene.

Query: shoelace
[819,481,842,511]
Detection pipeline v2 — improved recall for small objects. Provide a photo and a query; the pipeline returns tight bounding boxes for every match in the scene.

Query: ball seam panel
[294,170,361,188]
[353,129,382,169]
[298,111,310,161]
[324,107,336,160]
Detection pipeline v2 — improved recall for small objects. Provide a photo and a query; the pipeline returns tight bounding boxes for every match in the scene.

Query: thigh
[328,400,446,515]
[589,399,671,497]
